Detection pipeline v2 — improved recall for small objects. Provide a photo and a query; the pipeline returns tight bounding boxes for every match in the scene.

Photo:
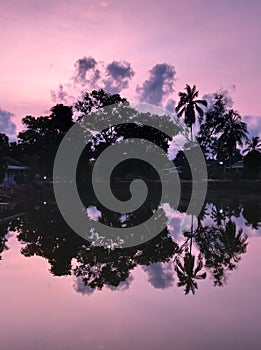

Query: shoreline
[0,179,260,202]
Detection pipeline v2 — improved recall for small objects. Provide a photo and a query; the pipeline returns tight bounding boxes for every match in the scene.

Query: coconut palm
[175,84,207,141]
[243,136,261,178]
[217,109,248,163]
[243,136,261,154]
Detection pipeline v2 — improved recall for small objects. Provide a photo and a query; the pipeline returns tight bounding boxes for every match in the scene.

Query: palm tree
[175,84,207,141]
[242,136,261,178]
[217,109,248,164]
[243,136,261,154]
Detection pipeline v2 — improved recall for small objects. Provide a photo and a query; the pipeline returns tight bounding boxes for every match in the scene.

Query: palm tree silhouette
[175,84,207,141]
[243,136,261,154]
[217,109,248,163]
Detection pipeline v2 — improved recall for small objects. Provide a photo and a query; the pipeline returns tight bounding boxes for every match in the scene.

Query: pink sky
[0,0,261,136]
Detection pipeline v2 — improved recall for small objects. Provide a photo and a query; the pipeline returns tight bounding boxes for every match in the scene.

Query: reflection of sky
[0,232,261,349]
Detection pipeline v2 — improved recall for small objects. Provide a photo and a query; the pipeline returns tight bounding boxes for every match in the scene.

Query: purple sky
[0,0,261,137]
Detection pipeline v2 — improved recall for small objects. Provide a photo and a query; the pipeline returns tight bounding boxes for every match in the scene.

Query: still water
[0,193,260,350]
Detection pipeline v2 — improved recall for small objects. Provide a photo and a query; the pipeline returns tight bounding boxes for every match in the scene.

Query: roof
[3,157,25,167]
[230,160,244,169]
[7,165,28,171]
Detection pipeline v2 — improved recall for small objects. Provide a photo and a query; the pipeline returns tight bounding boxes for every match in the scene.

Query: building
[1,158,29,186]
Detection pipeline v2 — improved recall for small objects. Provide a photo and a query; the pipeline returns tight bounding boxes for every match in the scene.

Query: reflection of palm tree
[195,220,248,286]
[242,202,261,230]
[0,223,9,261]
[175,84,207,141]
[175,252,207,295]
[220,220,248,266]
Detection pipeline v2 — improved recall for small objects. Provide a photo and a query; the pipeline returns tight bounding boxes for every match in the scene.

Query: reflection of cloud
[143,262,174,289]
[162,203,183,236]
[136,63,176,106]
[104,60,134,94]
[0,108,16,136]
[87,206,102,221]
[106,274,134,291]
[73,274,134,295]
[73,277,95,295]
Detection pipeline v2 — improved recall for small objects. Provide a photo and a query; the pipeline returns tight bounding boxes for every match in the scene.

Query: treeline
[0,87,260,182]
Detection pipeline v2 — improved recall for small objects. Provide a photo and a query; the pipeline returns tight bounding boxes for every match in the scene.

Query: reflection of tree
[195,220,248,286]
[12,202,178,290]
[242,202,261,230]
[72,227,178,290]
[175,215,207,295]
[0,223,9,261]
[6,197,252,295]
[175,251,206,294]
[13,205,86,276]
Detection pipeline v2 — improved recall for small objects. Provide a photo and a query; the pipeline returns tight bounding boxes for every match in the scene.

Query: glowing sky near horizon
[0,0,261,137]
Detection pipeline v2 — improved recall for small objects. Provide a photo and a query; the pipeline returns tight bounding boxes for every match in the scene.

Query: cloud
[0,108,16,136]
[136,63,176,106]
[50,84,70,103]
[243,115,261,138]
[143,262,174,289]
[165,98,176,114]
[203,86,235,111]
[51,56,135,102]
[73,56,100,88]
[103,60,134,94]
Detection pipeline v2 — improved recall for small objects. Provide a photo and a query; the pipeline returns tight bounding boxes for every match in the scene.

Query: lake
[0,191,260,350]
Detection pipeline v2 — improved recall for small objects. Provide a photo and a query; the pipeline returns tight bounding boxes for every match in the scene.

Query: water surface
[0,194,260,350]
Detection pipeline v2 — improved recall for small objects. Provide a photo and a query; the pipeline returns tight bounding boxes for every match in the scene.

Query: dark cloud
[136,63,176,106]
[73,56,100,87]
[103,60,134,94]
[243,115,261,138]
[203,87,235,112]
[0,108,16,136]
[165,98,176,114]
[50,84,70,103]
[143,262,174,289]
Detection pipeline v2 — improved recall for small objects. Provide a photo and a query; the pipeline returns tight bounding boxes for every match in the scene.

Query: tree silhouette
[17,104,74,177]
[195,220,248,286]
[243,136,261,178]
[216,109,248,164]
[0,222,9,262]
[243,136,261,154]
[242,202,261,230]
[176,84,207,141]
